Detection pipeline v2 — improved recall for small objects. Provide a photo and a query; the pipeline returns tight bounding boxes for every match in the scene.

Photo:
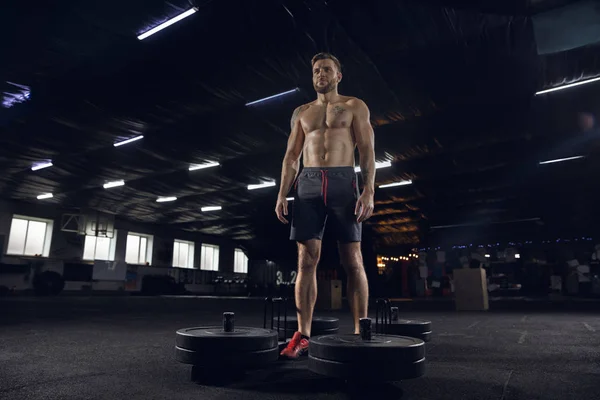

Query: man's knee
[339,242,363,272]
[298,240,321,271]
[344,260,365,277]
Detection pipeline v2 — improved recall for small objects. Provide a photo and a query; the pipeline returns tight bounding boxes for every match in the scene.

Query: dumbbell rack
[263,296,290,351]
[375,298,393,333]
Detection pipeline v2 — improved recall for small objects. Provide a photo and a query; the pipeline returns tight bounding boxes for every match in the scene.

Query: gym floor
[1,296,599,400]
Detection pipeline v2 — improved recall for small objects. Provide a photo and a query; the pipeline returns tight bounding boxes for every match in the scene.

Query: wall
[0,199,246,294]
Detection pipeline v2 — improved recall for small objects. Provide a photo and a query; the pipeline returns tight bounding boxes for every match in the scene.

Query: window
[6,215,54,257]
[200,244,219,271]
[173,239,195,268]
[125,232,153,264]
[234,248,248,274]
[83,231,118,261]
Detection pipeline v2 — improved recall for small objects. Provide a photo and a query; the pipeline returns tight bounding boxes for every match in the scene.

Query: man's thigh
[290,174,327,241]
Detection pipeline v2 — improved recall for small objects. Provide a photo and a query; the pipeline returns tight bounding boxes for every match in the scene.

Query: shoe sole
[280,348,309,359]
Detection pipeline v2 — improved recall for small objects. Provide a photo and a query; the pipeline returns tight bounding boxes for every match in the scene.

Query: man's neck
[316,90,339,104]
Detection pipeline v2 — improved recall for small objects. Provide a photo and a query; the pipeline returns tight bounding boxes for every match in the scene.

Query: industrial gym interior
[1,1,599,399]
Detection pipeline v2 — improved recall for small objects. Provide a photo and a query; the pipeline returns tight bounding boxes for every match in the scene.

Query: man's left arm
[352,99,376,222]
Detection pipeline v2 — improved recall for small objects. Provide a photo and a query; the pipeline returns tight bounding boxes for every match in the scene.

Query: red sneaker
[280,331,309,359]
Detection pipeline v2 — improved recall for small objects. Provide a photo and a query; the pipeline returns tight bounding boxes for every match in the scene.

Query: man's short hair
[311,52,342,73]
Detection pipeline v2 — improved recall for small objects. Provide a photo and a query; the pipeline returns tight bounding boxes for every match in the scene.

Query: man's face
[312,59,341,94]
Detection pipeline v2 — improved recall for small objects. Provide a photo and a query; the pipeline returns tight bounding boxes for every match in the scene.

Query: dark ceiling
[1,0,600,259]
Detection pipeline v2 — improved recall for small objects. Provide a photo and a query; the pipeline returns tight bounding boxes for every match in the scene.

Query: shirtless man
[275,52,376,359]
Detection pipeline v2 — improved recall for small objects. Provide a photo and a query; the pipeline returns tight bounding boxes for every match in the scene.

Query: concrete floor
[1,295,599,400]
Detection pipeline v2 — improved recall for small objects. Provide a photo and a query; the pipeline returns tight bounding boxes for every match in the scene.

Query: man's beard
[314,81,336,94]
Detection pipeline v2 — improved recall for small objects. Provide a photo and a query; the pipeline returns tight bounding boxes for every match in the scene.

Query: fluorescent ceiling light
[539,156,584,165]
[245,88,298,106]
[379,180,412,188]
[32,161,53,171]
[485,254,491,258]
[376,160,392,169]
[355,160,392,173]
[536,76,600,95]
[515,254,521,259]
[189,161,220,171]
[432,217,540,229]
[248,181,276,190]
[157,196,177,202]
[201,206,222,212]
[3,81,31,108]
[114,135,144,147]
[37,193,53,200]
[137,8,198,40]
[286,197,294,201]
[103,180,125,189]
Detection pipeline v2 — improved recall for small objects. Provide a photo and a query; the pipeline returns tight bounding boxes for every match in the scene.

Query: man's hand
[355,191,374,223]
[275,196,290,224]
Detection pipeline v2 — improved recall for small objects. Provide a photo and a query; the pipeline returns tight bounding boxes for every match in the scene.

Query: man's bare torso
[296,95,358,168]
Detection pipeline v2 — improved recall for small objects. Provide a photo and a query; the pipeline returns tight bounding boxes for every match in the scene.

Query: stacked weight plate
[308,318,426,381]
[175,312,279,368]
[375,301,432,342]
[377,318,432,342]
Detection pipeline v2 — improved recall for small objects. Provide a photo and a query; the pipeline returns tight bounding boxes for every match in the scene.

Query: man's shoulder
[291,102,313,122]
[343,96,367,107]
[342,96,369,114]
[295,101,316,112]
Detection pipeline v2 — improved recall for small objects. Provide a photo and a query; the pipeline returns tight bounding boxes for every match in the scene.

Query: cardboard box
[453,268,489,311]
[315,279,342,310]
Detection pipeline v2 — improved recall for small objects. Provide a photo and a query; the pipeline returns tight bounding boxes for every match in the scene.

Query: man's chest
[301,103,354,132]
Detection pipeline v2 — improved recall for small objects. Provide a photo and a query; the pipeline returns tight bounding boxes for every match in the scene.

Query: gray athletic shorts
[290,166,362,243]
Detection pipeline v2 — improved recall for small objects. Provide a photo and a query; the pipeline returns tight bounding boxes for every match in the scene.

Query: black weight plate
[377,319,431,336]
[176,326,278,352]
[280,326,340,340]
[308,355,426,381]
[309,334,424,363]
[278,340,288,352]
[420,331,431,342]
[312,327,339,337]
[278,327,341,340]
[175,346,279,366]
[272,316,339,331]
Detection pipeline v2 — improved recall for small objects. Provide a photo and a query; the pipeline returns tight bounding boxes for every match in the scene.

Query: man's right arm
[277,105,306,198]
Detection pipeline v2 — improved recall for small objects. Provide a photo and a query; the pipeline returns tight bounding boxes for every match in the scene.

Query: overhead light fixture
[201,206,222,212]
[355,160,392,173]
[379,180,412,188]
[114,135,144,147]
[515,254,521,259]
[157,196,177,203]
[376,161,392,169]
[137,8,198,40]
[286,197,294,201]
[539,155,584,165]
[32,161,53,171]
[37,193,53,200]
[189,161,220,171]
[485,254,491,258]
[3,81,31,109]
[248,181,276,190]
[245,88,298,106]
[535,76,600,95]
[103,180,125,189]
